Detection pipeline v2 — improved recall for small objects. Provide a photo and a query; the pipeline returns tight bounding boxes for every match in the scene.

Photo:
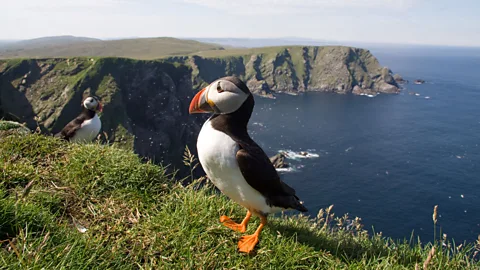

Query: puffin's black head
[189,76,251,115]
[83,96,103,112]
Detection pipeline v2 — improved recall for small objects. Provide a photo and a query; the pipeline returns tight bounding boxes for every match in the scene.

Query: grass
[1,133,479,269]
[191,45,350,58]
[0,37,225,60]
[0,121,31,137]
[0,121,24,131]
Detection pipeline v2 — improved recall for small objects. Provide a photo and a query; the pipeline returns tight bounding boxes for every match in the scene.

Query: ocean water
[248,46,480,243]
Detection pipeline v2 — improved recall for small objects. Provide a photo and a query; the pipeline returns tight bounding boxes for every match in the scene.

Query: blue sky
[2,0,479,46]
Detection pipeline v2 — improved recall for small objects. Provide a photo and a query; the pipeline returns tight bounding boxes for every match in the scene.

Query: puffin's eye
[217,82,224,93]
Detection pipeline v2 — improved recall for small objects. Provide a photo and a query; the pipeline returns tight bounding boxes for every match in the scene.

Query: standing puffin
[56,96,103,143]
[189,76,307,253]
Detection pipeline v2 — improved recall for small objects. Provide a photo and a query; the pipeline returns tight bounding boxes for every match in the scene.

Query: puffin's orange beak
[97,102,103,112]
[189,88,214,114]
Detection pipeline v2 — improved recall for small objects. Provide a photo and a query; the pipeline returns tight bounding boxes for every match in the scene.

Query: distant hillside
[0,36,225,59]
[8,35,101,48]
[0,40,16,49]
[188,37,392,51]
[191,37,332,48]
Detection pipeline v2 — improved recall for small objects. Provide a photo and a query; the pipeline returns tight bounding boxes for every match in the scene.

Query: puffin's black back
[55,107,95,141]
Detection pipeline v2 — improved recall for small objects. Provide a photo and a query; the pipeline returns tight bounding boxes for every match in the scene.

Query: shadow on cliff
[192,56,245,85]
[0,61,45,131]
[49,92,89,135]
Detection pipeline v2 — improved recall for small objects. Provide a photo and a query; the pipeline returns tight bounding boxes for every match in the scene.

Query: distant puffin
[56,96,103,142]
[189,76,307,253]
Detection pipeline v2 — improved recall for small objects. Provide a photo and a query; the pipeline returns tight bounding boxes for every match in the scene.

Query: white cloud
[2,0,131,11]
[179,0,418,14]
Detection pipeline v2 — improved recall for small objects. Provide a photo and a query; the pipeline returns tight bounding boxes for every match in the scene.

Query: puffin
[189,76,307,253]
[55,96,103,143]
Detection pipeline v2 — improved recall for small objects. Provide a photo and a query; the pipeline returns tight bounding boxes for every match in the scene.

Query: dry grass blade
[50,181,70,190]
[423,246,435,270]
[128,208,141,224]
[432,205,438,242]
[182,146,193,166]
[36,232,51,255]
[183,145,200,182]
[432,205,438,225]
[7,239,21,260]
[21,180,35,199]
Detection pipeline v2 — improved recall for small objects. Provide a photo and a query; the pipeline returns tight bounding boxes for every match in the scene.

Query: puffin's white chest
[71,114,101,143]
[197,120,273,214]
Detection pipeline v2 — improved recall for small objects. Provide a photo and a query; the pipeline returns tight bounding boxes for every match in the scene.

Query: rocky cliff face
[166,46,399,97]
[0,58,204,171]
[0,46,399,170]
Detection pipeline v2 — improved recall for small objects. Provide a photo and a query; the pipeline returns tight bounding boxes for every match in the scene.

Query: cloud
[179,0,418,14]
[3,0,131,11]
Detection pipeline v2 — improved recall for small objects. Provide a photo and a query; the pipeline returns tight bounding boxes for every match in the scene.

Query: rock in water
[393,74,408,84]
[270,152,290,168]
[381,67,395,85]
[352,85,378,96]
[414,79,425,85]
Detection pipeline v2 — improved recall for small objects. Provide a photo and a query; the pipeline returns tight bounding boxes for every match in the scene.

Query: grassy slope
[1,133,479,269]
[7,36,102,49]
[0,37,225,60]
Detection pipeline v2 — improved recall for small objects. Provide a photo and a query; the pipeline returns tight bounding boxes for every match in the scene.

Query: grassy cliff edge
[0,132,478,269]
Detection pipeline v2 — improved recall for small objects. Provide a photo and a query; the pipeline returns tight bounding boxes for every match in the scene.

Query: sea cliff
[0,46,398,168]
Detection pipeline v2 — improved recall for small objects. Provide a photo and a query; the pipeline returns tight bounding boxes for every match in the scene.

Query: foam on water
[275,164,307,173]
[252,122,265,127]
[278,150,320,160]
[276,167,296,173]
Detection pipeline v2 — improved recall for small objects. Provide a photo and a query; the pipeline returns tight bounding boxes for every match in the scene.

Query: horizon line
[1,35,480,49]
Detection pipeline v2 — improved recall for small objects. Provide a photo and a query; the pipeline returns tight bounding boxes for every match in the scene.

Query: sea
[248,45,480,243]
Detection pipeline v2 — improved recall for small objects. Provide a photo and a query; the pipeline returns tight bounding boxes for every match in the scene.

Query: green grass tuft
[0,121,29,132]
[0,134,479,269]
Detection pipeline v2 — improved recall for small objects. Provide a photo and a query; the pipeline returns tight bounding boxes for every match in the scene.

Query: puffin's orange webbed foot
[220,216,246,233]
[237,214,267,253]
[238,233,259,253]
[220,211,251,233]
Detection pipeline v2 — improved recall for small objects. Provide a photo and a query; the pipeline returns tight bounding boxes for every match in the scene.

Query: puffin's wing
[235,143,307,212]
[56,117,84,141]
